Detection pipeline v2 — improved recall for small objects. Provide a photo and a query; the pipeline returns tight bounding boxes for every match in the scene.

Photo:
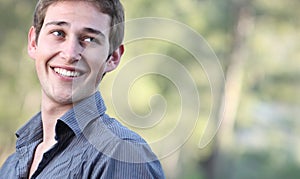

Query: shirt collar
[59,91,107,136]
[15,112,43,148]
[15,91,106,146]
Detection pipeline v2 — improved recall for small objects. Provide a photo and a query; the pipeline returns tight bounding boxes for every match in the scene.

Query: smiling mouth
[53,68,81,78]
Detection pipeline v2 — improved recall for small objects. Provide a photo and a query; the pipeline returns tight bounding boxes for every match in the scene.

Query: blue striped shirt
[0,91,165,179]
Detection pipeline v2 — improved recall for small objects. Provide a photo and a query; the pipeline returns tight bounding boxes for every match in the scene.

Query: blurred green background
[0,0,299,178]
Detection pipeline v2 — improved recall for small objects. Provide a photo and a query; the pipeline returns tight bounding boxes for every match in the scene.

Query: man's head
[33,0,124,54]
[28,0,125,105]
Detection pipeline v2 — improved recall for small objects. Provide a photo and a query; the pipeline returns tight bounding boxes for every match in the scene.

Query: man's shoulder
[0,153,18,177]
[82,114,159,163]
[100,114,146,143]
[83,114,148,147]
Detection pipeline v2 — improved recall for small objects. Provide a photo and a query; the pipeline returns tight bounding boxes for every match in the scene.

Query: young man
[0,0,165,178]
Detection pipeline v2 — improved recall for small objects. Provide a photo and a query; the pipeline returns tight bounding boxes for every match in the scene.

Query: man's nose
[60,37,83,62]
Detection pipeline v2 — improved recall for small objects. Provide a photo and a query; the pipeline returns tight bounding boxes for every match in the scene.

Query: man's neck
[40,95,73,145]
[28,94,74,178]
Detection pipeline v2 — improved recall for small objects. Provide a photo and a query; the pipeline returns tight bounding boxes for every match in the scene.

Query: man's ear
[105,44,124,73]
[28,26,37,59]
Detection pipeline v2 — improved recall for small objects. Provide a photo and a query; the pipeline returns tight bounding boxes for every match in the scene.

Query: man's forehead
[43,1,111,33]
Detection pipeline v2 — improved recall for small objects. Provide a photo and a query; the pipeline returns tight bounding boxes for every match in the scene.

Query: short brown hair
[33,0,125,54]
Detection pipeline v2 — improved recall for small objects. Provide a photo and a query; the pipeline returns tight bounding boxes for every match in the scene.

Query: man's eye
[52,31,65,37]
[83,37,96,43]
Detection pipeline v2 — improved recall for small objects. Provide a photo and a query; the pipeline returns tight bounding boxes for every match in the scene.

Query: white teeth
[54,68,80,77]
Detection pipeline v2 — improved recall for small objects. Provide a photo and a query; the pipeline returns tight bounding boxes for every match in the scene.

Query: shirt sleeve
[94,158,165,179]
[0,153,18,178]
[90,139,166,179]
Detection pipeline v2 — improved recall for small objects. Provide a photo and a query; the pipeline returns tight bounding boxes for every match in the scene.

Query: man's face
[28,1,122,105]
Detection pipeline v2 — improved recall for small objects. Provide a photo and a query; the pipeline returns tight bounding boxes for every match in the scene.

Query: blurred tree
[0,0,38,164]
[198,0,300,178]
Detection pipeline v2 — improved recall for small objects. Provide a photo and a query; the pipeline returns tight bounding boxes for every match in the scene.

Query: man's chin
[70,90,97,104]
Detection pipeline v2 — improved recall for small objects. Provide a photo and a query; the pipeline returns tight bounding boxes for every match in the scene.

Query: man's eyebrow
[44,21,106,38]
[83,27,106,38]
[45,21,70,27]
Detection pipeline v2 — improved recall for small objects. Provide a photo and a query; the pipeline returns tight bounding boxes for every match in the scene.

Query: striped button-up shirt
[0,91,165,179]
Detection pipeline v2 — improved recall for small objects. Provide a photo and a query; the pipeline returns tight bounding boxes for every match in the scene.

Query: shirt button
[44,153,50,159]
